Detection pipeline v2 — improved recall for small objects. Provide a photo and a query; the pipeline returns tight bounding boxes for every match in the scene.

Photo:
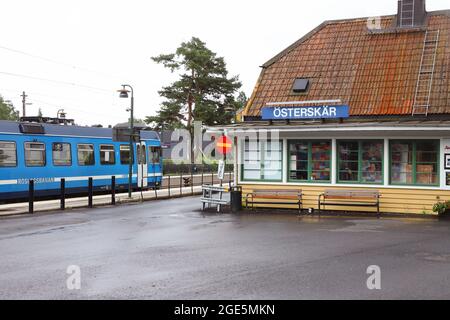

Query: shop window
[0,141,17,167]
[52,143,71,166]
[100,145,115,165]
[24,142,46,167]
[289,140,331,182]
[338,140,383,184]
[242,140,282,181]
[390,140,439,186]
[361,141,384,183]
[77,144,95,166]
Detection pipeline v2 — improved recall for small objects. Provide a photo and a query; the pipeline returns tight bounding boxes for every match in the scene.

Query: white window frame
[241,139,283,182]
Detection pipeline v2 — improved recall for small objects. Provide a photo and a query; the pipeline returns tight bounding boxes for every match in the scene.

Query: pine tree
[146,37,245,131]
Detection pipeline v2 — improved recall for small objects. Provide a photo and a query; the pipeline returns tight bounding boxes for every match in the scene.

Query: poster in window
[446,154,450,170]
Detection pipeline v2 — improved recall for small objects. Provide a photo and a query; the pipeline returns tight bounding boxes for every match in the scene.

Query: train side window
[120,145,133,165]
[52,143,72,166]
[0,141,17,167]
[149,147,161,164]
[77,144,95,166]
[100,145,115,165]
[24,142,46,167]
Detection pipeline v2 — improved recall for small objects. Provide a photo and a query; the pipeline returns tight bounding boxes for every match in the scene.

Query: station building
[209,0,450,214]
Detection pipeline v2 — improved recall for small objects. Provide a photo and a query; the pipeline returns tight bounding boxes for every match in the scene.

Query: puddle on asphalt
[416,253,450,263]
[326,223,385,233]
[0,226,68,240]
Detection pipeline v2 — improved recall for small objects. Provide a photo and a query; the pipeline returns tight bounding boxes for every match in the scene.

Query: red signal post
[216,135,232,155]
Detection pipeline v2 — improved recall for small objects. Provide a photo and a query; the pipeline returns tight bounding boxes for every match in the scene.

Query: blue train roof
[0,120,160,140]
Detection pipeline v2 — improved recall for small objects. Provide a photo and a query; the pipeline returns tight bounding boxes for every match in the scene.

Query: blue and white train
[0,120,162,202]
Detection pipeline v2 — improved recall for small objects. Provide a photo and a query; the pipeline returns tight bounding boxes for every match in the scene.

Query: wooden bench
[245,189,303,214]
[318,189,381,217]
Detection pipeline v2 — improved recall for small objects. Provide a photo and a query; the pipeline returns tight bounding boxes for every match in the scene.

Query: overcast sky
[0,0,448,126]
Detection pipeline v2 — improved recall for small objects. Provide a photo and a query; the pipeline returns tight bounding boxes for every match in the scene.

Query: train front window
[52,143,71,166]
[24,142,46,167]
[100,145,115,165]
[149,147,161,164]
[0,141,17,167]
[77,144,95,166]
[120,145,133,165]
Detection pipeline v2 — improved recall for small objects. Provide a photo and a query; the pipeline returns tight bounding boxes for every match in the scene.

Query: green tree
[228,91,248,123]
[147,37,244,131]
[0,95,19,121]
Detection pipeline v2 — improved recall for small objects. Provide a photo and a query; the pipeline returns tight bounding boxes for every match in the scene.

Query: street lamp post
[118,84,134,198]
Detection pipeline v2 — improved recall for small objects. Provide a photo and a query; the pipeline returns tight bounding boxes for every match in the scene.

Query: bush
[432,201,450,215]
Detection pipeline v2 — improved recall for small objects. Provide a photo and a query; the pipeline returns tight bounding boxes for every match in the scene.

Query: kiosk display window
[288,140,331,182]
[338,140,383,184]
[390,140,439,186]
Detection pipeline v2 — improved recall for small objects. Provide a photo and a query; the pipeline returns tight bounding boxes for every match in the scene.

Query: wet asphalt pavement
[1,196,450,300]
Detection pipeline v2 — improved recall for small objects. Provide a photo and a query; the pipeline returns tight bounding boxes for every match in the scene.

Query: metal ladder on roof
[400,0,415,27]
[412,30,440,116]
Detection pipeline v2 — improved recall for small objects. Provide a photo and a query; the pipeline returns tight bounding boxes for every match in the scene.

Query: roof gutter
[204,124,450,134]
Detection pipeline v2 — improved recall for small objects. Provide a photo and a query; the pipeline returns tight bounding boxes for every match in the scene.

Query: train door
[136,143,148,188]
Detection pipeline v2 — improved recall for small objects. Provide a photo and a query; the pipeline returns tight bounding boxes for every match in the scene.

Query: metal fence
[162,162,234,175]
[24,171,234,214]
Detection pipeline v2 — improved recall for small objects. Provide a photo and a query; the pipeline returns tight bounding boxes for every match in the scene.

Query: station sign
[261,105,350,120]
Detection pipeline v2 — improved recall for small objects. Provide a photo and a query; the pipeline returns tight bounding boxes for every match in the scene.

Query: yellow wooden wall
[239,184,450,215]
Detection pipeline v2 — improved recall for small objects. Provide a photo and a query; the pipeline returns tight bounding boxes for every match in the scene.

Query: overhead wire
[31,98,126,122]
[1,88,126,124]
[0,44,138,125]
[0,87,117,106]
[0,71,115,94]
[0,44,123,81]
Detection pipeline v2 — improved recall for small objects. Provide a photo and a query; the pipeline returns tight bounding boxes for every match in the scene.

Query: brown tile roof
[243,11,450,117]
